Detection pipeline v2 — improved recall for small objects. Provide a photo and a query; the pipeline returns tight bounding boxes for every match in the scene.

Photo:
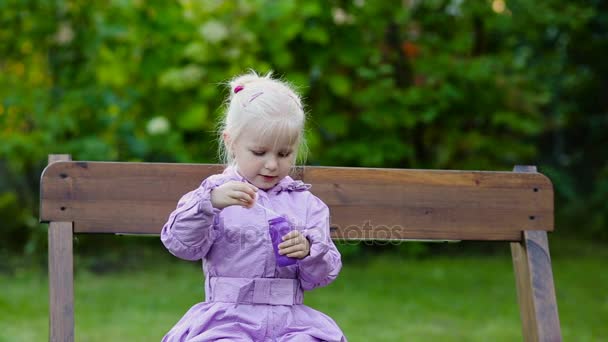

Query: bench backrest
[40,155,561,341]
[40,160,553,240]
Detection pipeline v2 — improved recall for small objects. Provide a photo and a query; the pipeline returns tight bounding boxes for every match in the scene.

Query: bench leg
[48,221,74,342]
[510,230,562,342]
[47,154,75,342]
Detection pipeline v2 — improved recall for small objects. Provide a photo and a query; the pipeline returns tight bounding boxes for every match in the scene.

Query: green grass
[1,251,607,341]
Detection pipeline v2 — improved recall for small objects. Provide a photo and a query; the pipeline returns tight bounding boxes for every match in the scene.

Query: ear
[222,131,234,156]
[222,131,230,146]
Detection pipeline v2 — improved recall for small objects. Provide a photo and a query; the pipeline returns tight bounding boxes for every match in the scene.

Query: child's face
[231,128,298,190]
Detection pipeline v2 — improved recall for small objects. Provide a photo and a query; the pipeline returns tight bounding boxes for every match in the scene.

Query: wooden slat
[40,162,553,241]
[47,155,74,342]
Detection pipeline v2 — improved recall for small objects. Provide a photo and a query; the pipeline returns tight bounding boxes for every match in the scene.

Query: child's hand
[278,231,310,259]
[210,181,258,210]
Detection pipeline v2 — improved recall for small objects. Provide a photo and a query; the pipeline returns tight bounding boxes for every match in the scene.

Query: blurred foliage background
[0,0,606,261]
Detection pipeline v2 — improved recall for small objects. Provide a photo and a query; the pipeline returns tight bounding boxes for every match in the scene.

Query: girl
[161,72,347,341]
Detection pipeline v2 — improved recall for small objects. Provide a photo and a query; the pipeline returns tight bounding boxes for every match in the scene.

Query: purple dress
[161,167,347,342]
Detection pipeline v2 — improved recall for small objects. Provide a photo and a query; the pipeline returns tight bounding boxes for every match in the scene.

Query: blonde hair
[218,71,308,165]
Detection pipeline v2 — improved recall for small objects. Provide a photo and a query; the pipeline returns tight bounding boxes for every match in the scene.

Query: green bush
[1,1,606,257]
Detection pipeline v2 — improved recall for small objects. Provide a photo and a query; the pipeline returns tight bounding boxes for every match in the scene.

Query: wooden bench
[40,154,562,342]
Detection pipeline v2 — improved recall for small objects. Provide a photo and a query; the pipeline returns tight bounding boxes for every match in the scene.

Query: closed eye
[251,150,265,156]
[278,152,292,158]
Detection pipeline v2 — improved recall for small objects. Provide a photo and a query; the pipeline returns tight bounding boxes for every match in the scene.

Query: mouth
[260,175,278,181]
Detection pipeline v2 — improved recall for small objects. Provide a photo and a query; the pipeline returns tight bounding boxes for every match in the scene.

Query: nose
[264,156,278,171]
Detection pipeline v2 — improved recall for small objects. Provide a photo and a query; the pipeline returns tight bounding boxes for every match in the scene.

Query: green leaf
[178,105,209,131]
[328,74,350,96]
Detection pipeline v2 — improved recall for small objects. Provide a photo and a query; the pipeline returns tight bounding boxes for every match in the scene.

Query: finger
[224,181,254,196]
[229,190,253,202]
[246,183,259,193]
[281,230,301,241]
[237,188,258,207]
[238,198,254,208]
[286,251,307,258]
[229,191,255,207]
[278,236,304,249]
[234,182,258,197]
[279,244,305,256]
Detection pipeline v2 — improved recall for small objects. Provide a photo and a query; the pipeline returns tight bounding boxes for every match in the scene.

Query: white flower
[55,22,74,45]
[147,116,170,135]
[332,8,355,25]
[199,20,228,43]
[446,0,464,16]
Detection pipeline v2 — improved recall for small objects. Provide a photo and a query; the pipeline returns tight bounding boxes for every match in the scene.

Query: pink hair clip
[234,85,244,94]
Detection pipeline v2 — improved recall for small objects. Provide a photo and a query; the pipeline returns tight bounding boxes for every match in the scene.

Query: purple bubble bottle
[268,216,297,267]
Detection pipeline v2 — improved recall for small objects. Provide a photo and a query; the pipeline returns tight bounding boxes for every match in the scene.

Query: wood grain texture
[511,165,539,342]
[40,162,554,240]
[511,165,561,342]
[511,240,538,341]
[47,155,74,342]
[511,231,562,342]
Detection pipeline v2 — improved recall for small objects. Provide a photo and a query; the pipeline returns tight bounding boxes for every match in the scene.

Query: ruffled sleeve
[160,175,224,261]
[297,194,342,291]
